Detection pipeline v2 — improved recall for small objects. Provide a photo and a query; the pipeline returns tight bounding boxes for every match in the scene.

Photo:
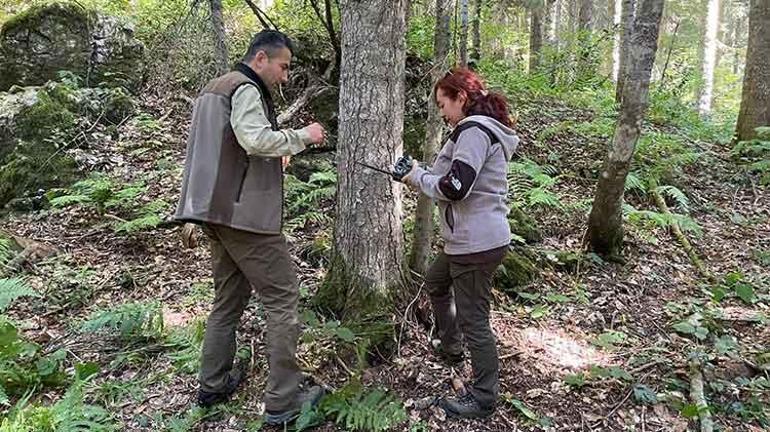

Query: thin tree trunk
[530,2,544,72]
[579,0,593,30]
[615,0,636,102]
[410,0,452,275]
[698,0,720,115]
[210,0,229,75]
[459,0,469,66]
[732,12,741,75]
[659,18,681,86]
[319,0,408,318]
[554,0,562,49]
[470,0,482,65]
[587,0,665,258]
[736,0,770,142]
[612,0,622,81]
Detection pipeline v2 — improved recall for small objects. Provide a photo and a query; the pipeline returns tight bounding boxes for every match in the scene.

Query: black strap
[449,120,500,145]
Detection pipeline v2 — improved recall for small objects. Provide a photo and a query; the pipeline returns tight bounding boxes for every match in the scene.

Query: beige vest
[175,71,283,234]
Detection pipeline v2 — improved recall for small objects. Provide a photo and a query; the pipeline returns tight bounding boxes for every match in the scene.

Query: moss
[508,205,542,243]
[1,3,93,37]
[0,87,79,208]
[315,253,399,362]
[495,249,538,295]
[103,87,135,123]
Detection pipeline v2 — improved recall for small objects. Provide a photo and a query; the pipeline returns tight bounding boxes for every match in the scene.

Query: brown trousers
[199,223,300,412]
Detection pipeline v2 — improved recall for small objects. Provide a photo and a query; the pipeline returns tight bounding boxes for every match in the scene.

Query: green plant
[508,158,563,210]
[0,278,39,312]
[113,199,168,233]
[732,127,770,185]
[308,382,407,432]
[284,168,337,236]
[81,302,165,341]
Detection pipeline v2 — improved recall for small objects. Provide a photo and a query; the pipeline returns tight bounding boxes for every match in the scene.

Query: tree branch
[243,0,279,30]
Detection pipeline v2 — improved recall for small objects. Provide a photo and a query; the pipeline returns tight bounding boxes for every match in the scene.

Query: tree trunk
[615,0,636,102]
[579,0,593,30]
[410,0,452,275]
[698,0,720,115]
[587,0,665,258]
[470,0,482,65]
[459,0,469,66]
[554,0,562,49]
[210,0,229,75]
[735,0,770,142]
[318,0,408,320]
[612,0,622,81]
[530,2,544,72]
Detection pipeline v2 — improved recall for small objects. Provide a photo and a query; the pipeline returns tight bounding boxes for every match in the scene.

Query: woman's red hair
[434,67,513,128]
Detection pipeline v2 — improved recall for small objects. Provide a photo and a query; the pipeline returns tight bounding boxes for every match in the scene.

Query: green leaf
[735,283,755,304]
[335,327,356,343]
[724,272,743,286]
[0,386,8,406]
[507,397,539,421]
[76,362,100,381]
[633,384,658,405]
[711,286,726,303]
[673,321,696,335]
[608,367,633,381]
[715,335,738,355]
[592,330,627,349]
[564,373,586,388]
[544,293,571,304]
[530,304,549,319]
[681,404,700,418]
[694,326,710,341]
[517,291,540,301]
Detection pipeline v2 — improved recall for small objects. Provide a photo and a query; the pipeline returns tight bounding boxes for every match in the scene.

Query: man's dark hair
[242,30,294,62]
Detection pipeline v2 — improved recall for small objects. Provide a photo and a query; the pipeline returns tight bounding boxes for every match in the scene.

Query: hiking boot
[264,385,326,425]
[431,340,465,366]
[196,365,247,408]
[439,393,495,419]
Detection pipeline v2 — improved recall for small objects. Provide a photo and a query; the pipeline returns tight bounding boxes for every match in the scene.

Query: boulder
[0,3,144,91]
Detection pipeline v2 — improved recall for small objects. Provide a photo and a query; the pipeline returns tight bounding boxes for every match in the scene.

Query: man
[175,30,325,425]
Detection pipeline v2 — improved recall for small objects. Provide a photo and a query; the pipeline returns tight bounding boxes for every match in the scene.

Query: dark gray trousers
[424,251,503,408]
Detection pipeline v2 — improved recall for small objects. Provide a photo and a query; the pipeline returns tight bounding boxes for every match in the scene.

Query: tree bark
[410,0,452,276]
[735,0,770,142]
[210,0,229,75]
[612,0,622,81]
[470,0,482,65]
[587,0,664,258]
[318,0,408,319]
[615,0,636,103]
[698,0,720,115]
[459,0,469,66]
[530,1,544,72]
[579,0,593,30]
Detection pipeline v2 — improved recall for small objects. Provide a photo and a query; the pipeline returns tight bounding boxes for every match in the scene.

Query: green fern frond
[321,385,407,432]
[655,185,690,212]
[0,278,38,312]
[81,302,164,341]
[624,172,646,192]
[0,237,15,266]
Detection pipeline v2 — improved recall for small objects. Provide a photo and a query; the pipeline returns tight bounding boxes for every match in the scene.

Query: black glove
[392,155,415,182]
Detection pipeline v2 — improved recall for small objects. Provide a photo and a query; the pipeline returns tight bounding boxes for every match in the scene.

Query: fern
[0,236,15,267]
[320,384,407,432]
[0,278,39,312]
[625,207,702,236]
[81,302,164,341]
[624,172,646,192]
[654,185,690,212]
[508,158,563,210]
[113,200,167,234]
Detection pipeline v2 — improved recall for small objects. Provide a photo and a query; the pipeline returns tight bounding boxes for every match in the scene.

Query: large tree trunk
[735,0,770,142]
[698,0,720,115]
[459,0,470,66]
[210,0,229,75]
[530,2,544,72]
[318,0,408,319]
[615,0,636,102]
[470,0,482,65]
[587,0,664,258]
[410,0,452,275]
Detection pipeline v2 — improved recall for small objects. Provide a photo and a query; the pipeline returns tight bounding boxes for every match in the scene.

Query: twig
[650,188,715,283]
[605,370,653,422]
[689,358,714,432]
[396,273,424,358]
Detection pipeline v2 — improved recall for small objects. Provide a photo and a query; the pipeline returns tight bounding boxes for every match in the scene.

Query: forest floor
[1,85,768,432]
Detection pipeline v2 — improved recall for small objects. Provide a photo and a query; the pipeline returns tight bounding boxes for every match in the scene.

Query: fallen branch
[689,359,714,432]
[650,189,715,283]
[277,84,331,126]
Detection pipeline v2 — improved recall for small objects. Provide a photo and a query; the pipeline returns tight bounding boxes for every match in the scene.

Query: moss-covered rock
[495,248,538,295]
[508,205,542,243]
[0,3,144,92]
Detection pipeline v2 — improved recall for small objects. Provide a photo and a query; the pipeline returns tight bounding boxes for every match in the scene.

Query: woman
[397,68,519,419]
